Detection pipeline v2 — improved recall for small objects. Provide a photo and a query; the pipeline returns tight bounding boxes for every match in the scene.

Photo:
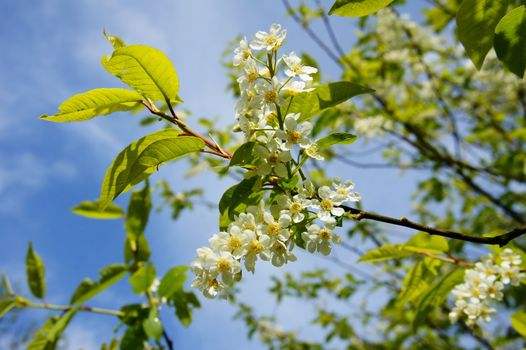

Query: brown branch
[342,205,526,247]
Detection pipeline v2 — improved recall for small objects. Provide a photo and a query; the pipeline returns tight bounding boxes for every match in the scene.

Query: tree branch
[342,205,526,246]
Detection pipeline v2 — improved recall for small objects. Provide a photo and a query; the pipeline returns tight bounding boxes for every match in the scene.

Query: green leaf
[102,45,180,102]
[358,244,411,263]
[27,309,78,350]
[328,0,395,17]
[0,299,17,318]
[316,132,357,150]
[286,81,374,122]
[301,53,320,83]
[120,325,147,350]
[103,30,126,49]
[143,308,163,341]
[511,311,526,338]
[456,0,508,69]
[404,232,449,254]
[229,142,256,167]
[397,261,432,305]
[40,88,143,122]
[171,291,200,327]
[26,243,46,299]
[129,263,156,294]
[494,5,526,78]
[124,235,151,264]
[158,266,188,298]
[72,200,125,219]
[99,129,204,208]
[1,273,13,295]
[414,269,465,327]
[126,182,152,240]
[70,264,128,304]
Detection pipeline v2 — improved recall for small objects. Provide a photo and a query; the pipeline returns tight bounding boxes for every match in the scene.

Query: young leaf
[1,273,13,295]
[494,5,526,78]
[71,200,125,219]
[126,182,152,240]
[143,308,163,341]
[229,142,256,167]
[285,81,374,122]
[99,129,204,208]
[40,88,143,122]
[70,264,128,304]
[158,266,188,298]
[316,132,357,150]
[511,311,526,338]
[403,232,449,254]
[397,260,432,305]
[129,262,156,294]
[103,30,126,49]
[102,45,180,102]
[26,243,46,299]
[358,244,411,263]
[0,299,17,318]
[171,291,200,327]
[27,309,78,350]
[328,0,395,17]
[456,0,508,69]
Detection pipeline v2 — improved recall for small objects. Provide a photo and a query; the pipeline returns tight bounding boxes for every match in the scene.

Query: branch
[26,300,124,317]
[342,205,526,247]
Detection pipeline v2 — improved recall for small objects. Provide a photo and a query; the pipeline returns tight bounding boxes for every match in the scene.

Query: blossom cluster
[449,249,525,326]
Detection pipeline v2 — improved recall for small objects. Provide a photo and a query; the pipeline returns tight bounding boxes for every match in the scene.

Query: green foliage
[158,266,188,298]
[129,262,156,294]
[27,309,78,350]
[315,132,357,150]
[404,232,449,254]
[229,142,257,167]
[169,291,200,327]
[397,260,434,305]
[494,5,526,77]
[102,45,180,102]
[142,308,163,341]
[218,176,263,229]
[71,200,125,219]
[40,88,143,122]
[99,129,204,208]
[358,244,411,262]
[285,81,373,122]
[70,264,128,304]
[104,30,126,49]
[511,310,526,338]
[328,0,395,17]
[456,0,508,69]
[26,243,46,299]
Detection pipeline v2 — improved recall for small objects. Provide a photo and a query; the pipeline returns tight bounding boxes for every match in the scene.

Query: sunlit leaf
[158,266,188,298]
[104,30,126,49]
[404,232,449,254]
[26,243,46,299]
[143,308,163,340]
[27,309,78,350]
[129,262,156,294]
[328,0,395,17]
[316,132,357,150]
[494,5,526,78]
[456,0,508,69]
[71,200,125,219]
[358,244,411,263]
[511,311,526,338]
[40,88,143,122]
[102,45,180,102]
[99,129,204,208]
[70,264,128,304]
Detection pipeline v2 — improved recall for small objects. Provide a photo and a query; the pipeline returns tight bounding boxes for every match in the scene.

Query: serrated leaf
[404,232,449,254]
[70,264,128,304]
[358,244,411,263]
[129,263,156,294]
[286,82,373,122]
[103,30,126,49]
[494,5,526,78]
[99,129,204,208]
[72,200,125,219]
[40,88,143,122]
[229,142,256,167]
[26,243,46,299]
[143,308,163,341]
[102,45,180,102]
[158,266,188,298]
[413,269,465,328]
[511,311,526,338]
[328,0,395,17]
[456,0,508,69]
[316,132,357,150]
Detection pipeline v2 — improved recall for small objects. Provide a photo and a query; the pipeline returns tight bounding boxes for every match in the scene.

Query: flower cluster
[449,249,525,326]
[190,24,361,299]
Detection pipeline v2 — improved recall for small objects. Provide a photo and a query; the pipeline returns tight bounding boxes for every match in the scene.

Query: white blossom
[282,52,318,81]
[233,37,253,67]
[302,218,340,256]
[250,23,287,51]
[276,113,312,150]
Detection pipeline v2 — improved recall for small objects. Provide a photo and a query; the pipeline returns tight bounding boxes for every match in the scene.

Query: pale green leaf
[143,309,163,340]
[26,243,46,299]
[126,182,152,240]
[70,264,128,304]
[404,232,449,254]
[494,5,526,78]
[71,200,124,219]
[0,299,17,318]
[158,266,188,298]
[328,0,395,17]
[397,261,432,305]
[103,30,126,49]
[129,262,156,294]
[99,129,204,208]
[286,81,373,122]
[358,244,411,263]
[316,132,357,150]
[27,309,78,350]
[40,88,143,122]
[102,45,180,102]
[456,0,508,69]
[229,142,256,167]
[511,311,526,338]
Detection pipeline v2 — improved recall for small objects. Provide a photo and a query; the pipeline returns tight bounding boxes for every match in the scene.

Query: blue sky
[0,1,428,349]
